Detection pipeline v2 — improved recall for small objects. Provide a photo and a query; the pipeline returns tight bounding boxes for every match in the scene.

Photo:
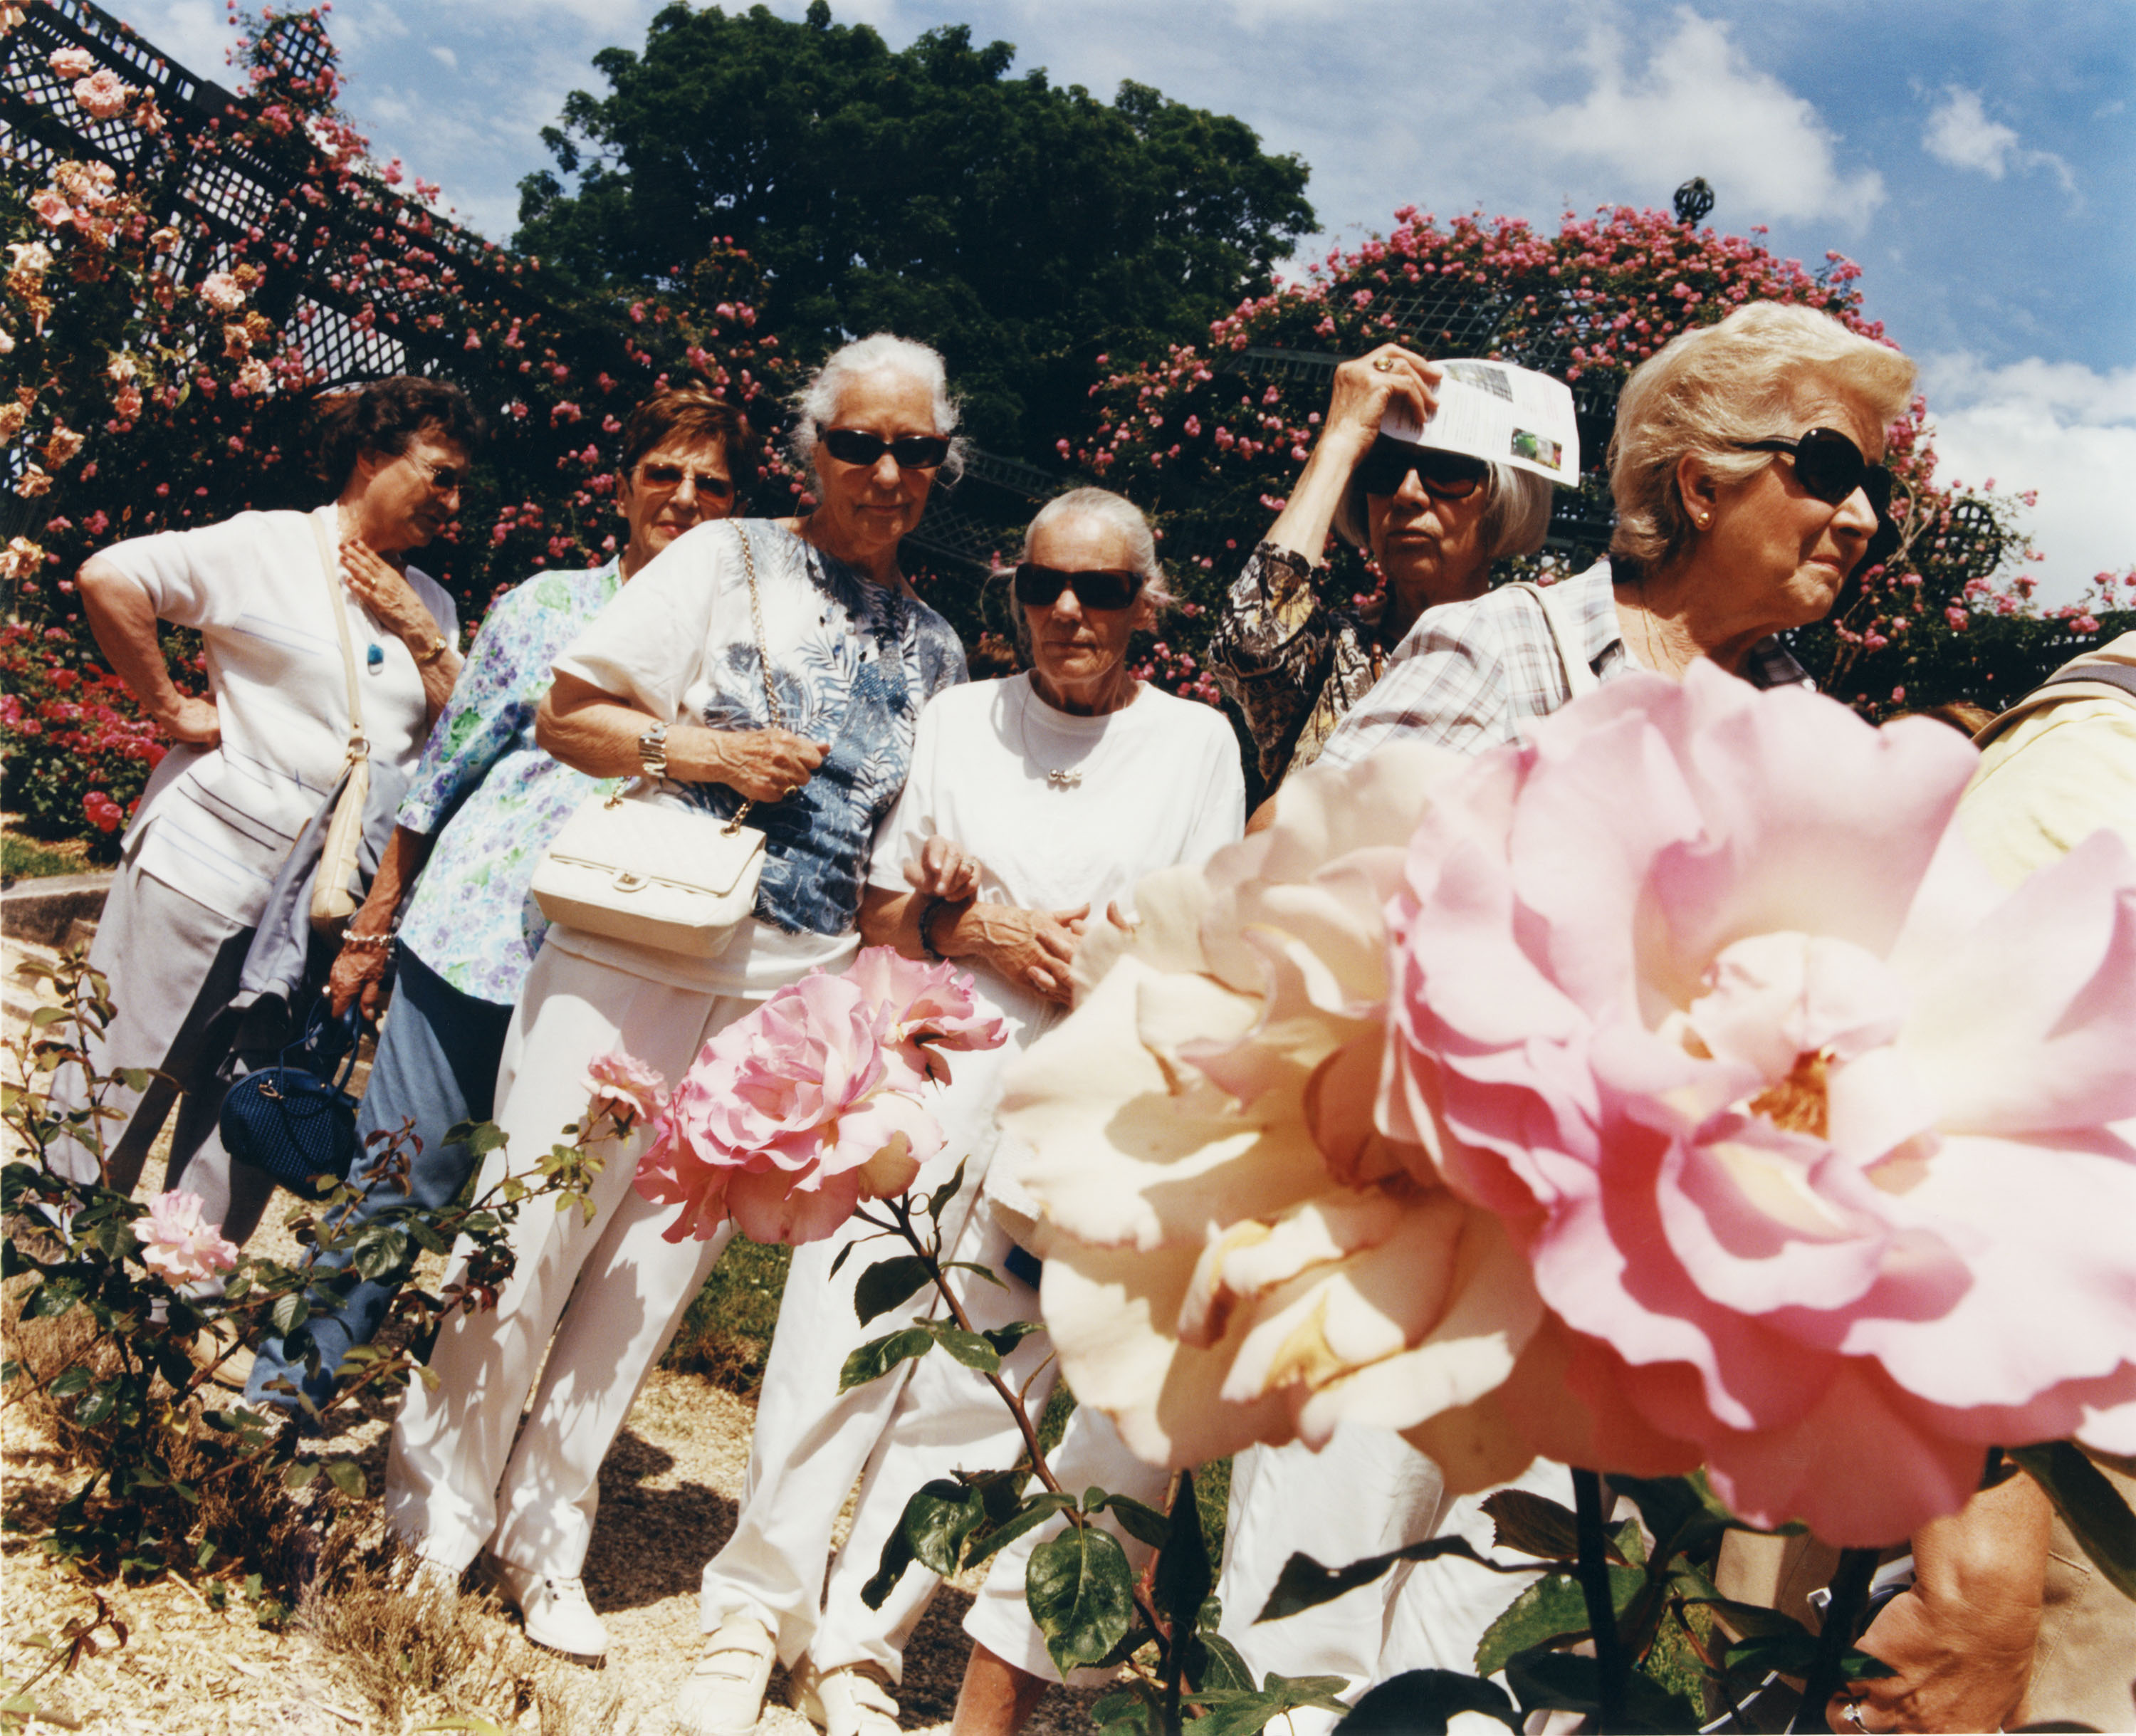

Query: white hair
[789,333,965,483]
[1003,487,1173,654]
[1336,456,1554,563]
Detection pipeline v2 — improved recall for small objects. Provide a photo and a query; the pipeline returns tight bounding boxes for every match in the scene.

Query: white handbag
[530,524,782,959]
[309,511,371,936]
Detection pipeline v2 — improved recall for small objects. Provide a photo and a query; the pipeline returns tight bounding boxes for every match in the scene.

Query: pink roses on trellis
[1010,666,2136,1545]
[632,948,1005,1246]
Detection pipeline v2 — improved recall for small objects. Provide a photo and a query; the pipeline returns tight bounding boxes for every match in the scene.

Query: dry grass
[293,1532,641,1734]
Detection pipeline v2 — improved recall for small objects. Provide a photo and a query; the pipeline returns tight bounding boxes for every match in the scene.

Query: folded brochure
[1378,358,1579,486]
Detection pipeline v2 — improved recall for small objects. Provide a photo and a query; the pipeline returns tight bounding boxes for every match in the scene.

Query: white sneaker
[489,1557,609,1662]
[790,1658,901,1736]
[672,1616,778,1736]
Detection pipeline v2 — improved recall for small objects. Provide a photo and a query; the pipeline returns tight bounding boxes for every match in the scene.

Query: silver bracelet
[638,721,670,781]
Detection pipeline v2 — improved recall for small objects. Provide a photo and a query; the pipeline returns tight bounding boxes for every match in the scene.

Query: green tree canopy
[514,0,1315,460]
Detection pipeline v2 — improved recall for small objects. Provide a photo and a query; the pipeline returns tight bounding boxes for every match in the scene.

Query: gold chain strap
[724,523,785,835]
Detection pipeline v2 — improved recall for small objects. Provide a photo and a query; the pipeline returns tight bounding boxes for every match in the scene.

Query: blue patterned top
[555,520,968,938]
[393,560,624,1003]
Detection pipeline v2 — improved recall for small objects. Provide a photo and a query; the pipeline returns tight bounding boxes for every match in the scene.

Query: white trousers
[961,1396,1169,1686]
[965,1416,1567,1712]
[383,945,740,1576]
[1215,1438,1571,1734]
[700,1191,1049,1681]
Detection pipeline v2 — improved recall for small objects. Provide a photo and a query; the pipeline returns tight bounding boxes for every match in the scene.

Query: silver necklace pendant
[1045,767,1082,790]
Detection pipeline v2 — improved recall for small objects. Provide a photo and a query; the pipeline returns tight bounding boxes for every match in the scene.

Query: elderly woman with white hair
[671,487,1244,1736]
[1209,340,1554,800]
[382,333,968,1662]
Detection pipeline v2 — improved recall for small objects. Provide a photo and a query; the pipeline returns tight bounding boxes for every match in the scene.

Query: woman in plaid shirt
[1207,343,1554,795]
[1319,301,1913,771]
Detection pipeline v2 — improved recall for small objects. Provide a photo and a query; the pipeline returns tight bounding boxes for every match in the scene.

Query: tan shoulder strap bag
[309,511,372,934]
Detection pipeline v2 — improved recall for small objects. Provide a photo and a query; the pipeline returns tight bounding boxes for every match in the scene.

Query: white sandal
[790,1657,901,1736]
[671,1615,778,1736]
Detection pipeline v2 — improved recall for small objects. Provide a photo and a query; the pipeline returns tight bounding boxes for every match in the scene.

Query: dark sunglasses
[816,425,952,470]
[1355,439,1491,501]
[1732,427,1894,515]
[637,461,734,498]
[1012,562,1145,612]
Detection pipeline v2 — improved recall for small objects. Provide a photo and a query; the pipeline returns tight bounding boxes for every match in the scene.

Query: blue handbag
[219,1003,364,1201]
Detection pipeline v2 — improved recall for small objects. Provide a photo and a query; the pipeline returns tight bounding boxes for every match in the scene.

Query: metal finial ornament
[1674,177,1715,227]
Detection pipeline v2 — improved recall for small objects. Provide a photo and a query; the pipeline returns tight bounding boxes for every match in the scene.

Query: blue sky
[125,0,2135,601]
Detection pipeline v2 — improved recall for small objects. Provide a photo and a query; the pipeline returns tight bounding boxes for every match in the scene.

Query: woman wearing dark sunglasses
[1210,340,1554,799]
[1319,300,1917,769]
[383,335,969,1670]
[675,488,1244,1736]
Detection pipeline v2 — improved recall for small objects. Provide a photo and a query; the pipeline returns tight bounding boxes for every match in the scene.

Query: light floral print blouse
[392,560,623,1003]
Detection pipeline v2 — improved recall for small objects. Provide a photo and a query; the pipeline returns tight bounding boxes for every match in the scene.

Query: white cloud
[1534,9,1885,229]
[429,44,459,72]
[1922,87,2074,193]
[1920,353,2136,600]
[113,0,236,78]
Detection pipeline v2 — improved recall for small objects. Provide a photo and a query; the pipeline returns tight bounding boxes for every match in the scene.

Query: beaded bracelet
[340,930,394,953]
[916,896,958,964]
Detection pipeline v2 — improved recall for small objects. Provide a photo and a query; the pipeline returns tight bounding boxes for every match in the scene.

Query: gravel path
[1,934,1106,1734]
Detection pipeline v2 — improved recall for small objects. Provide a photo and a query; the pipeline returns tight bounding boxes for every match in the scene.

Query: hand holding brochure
[1378,358,1579,487]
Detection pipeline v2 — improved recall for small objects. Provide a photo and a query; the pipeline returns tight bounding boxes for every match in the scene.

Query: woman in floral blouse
[243,385,752,1414]
[1208,343,1554,797]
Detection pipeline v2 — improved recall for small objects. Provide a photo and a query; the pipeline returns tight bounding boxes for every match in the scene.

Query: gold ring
[1371,357,1398,373]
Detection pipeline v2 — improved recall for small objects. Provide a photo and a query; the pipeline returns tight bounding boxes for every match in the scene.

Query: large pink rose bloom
[1385,664,2136,1544]
[634,948,1002,1247]
[637,971,938,1245]
[844,946,1006,1087]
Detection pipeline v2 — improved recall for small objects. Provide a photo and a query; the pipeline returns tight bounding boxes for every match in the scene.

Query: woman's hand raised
[341,537,441,651]
[1319,343,1442,462]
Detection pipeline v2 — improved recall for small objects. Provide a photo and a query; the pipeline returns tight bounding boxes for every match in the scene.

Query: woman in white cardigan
[61,377,475,1242]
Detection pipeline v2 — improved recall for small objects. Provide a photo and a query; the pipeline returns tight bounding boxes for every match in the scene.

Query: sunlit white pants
[1215,1438,1574,1735]
[383,945,741,1576]
[699,1186,1051,1680]
[964,1416,1570,1715]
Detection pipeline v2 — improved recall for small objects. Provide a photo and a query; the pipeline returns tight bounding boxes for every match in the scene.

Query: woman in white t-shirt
[60,376,474,1241]
[673,488,1245,1736]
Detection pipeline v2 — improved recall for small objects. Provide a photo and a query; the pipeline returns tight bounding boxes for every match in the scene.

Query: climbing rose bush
[1015,669,2136,1545]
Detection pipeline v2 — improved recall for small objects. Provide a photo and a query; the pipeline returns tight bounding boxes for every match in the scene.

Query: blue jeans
[246,950,513,1411]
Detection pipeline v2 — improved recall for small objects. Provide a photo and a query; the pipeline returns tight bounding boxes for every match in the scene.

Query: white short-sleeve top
[101,503,456,923]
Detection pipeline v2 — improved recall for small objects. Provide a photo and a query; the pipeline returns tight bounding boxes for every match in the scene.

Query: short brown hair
[311,375,483,489]
[619,385,756,479]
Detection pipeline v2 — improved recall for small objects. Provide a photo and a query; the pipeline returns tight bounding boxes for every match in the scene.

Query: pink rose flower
[583,1049,666,1127]
[1385,664,2136,1544]
[137,1190,239,1285]
[844,945,1007,1086]
[634,970,941,1246]
[1001,746,1549,1486]
[73,68,132,120]
[197,271,247,313]
[49,48,97,79]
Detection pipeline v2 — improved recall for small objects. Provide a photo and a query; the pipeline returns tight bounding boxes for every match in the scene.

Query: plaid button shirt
[1317,560,1813,769]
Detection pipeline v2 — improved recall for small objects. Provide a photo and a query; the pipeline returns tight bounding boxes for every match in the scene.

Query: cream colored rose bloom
[999,746,1545,1487]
